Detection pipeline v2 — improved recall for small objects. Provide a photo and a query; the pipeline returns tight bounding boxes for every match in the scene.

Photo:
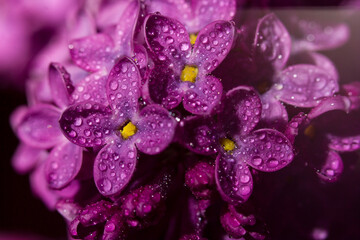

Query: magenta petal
[112,0,139,56]
[191,21,235,75]
[308,96,351,120]
[147,66,183,109]
[135,104,176,155]
[94,141,137,196]
[274,64,339,107]
[183,75,222,115]
[17,104,63,148]
[49,63,74,109]
[223,86,262,137]
[317,151,343,182]
[292,21,349,52]
[179,116,219,155]
[342,82,360,110]
[192,0,236,33]
[133,44,149,70]
[10,105,28,130]
[69,33,115,72]
[12,143,44,174]
[72,72,108,105]
[215,153,253,204]
[59,102,114,147]
[327,134,360,152]
[308,52,339,82]
[260,91,288,130]
[145,14,191,72]
[284,112,307,145]
[242,129,294,172]
[45,142,83,189]
[254,13,291,70]
[106,57,141,118]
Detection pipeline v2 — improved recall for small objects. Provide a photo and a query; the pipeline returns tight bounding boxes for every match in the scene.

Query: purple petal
[292,20,350,52]
[146,66,183,109]
[215,153,253,204]
[45,142,83,189]
[59,102,114,147]
[260,91,288,131]
[17,104,63,148]
[56,199,81,222]
[192,0,236,33]
[112,0,139,56]
[69,33,115,72]
[254,13,291,70]
[106,57,141,118]
[284,112,307,145]
[342,82,360,110]
[241,129,294,172]
[307,52,339,82]
[49,63,74,109]
[103,212,126,240]
[72,72,108,105]
[144,14,191,72]
[79,200,115,227]
[30,160,80,210]
[133,44,149,70]
[308,96,351,120]
[274,64,339,107]
[183,75,222,115]
[223,86,262,137]
[191,21,235,75]
[146,0,191,30]
[317,151,343,182]
[327,134,360,152]
[10,105,28,130]
[178,116,219,155]
[12,143,44,174]
[135,104,176,155]
[94,141,137,196]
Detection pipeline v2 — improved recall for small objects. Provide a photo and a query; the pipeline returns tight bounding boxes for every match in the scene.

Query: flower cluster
[10,0,360,239]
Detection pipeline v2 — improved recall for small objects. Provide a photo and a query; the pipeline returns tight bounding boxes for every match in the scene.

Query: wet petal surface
[45,142,83,189]
[191,21,235,75]
[241,129,294,172]
[318,150,343,182]
[17,104,63,148]
[179,116,219,155]
[216,153,253,204]
[106,57,141,118]
[94,140,137,196]
[49,63,74,109]
[135,104,176,155]
[69,33,115,72]
[145,14,191,72]
[274,64,339,107]
[254,13,291,70]
[260,91,288,131]
[59,102,114,147]
[223,86,262,137]
[183,75,222,115]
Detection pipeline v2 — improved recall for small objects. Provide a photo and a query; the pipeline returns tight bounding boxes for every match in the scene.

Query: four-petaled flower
[60,57,176,196]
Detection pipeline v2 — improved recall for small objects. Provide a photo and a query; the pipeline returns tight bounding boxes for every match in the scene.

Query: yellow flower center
[304,124,315,138]
[256,81,271,94]
[120,121,137,140]
[220,138,236,152]
[181,65,198,83]
[190,34,197,45]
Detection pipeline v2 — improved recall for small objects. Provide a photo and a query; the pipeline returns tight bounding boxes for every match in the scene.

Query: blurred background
[0,1,359,239]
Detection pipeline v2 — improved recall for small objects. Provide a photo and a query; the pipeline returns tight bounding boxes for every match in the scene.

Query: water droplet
[240,175,250,183]
[239,186,251,195]
[74,118,82,127]
[252,157,263,166]
[98,178,112,192]
[105,222,116,232]
[110,80,118,90]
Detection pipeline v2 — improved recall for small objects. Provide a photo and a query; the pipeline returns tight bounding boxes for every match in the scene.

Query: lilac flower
[285,95,360,182]
[60,57,176,196]
[13,63,83,192]
[180,86,294,203]
[144,14,235,115]
[145,0,236,33]
[185,161,215,199]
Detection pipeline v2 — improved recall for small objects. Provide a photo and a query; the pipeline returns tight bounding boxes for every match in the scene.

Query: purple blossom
[145,0,236,33]
[144,14,235,115]
[60,57,176,196]
[180,86,294,203]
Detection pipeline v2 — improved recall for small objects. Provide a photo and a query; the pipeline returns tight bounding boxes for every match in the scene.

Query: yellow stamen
[220,138,236,152]
[304,124,315,138]
[190,34,197,45]
[120,122,137,139]
[181,65,198,83]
